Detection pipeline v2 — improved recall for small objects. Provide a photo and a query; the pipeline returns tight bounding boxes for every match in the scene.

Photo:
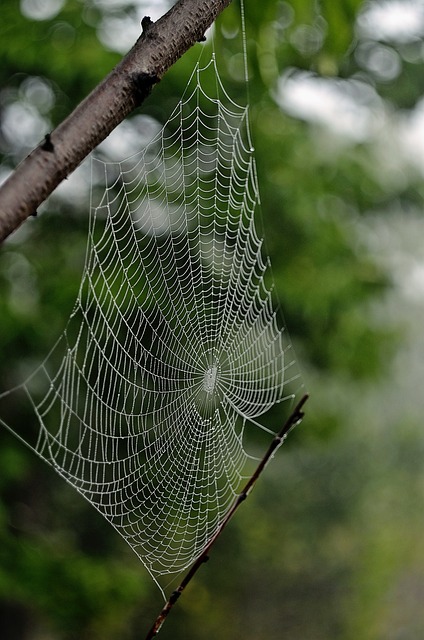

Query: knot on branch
[131,72,160,106]
[41,133,54,152]
[141,16,154,35]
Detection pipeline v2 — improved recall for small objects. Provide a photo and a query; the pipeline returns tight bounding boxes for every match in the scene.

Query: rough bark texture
[0,0,233,243]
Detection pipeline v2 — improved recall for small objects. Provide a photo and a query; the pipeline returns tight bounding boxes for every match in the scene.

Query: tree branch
[0,0,233,243]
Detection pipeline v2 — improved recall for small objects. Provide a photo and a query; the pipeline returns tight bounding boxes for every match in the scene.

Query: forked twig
[144,393,309,639]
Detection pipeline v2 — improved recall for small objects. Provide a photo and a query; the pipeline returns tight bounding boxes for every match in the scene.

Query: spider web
[0,52,302,594]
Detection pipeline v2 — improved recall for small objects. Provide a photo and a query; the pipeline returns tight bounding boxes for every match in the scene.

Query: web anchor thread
[144,393,309,640]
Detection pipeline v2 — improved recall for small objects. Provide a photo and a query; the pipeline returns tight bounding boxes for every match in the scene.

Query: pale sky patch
[276,71,383,142]
[95,0,170,53]
[357,0,424,43]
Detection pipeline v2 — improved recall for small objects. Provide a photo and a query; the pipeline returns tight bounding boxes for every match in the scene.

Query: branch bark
[0,0,233,243]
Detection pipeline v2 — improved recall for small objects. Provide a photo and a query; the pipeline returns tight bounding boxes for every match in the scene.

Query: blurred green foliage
[1,0,424,638]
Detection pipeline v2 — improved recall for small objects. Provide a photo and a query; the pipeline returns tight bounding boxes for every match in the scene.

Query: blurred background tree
[1,0,424,638]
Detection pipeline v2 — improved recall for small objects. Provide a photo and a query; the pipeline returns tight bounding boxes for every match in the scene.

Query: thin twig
[144,393,309,639]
